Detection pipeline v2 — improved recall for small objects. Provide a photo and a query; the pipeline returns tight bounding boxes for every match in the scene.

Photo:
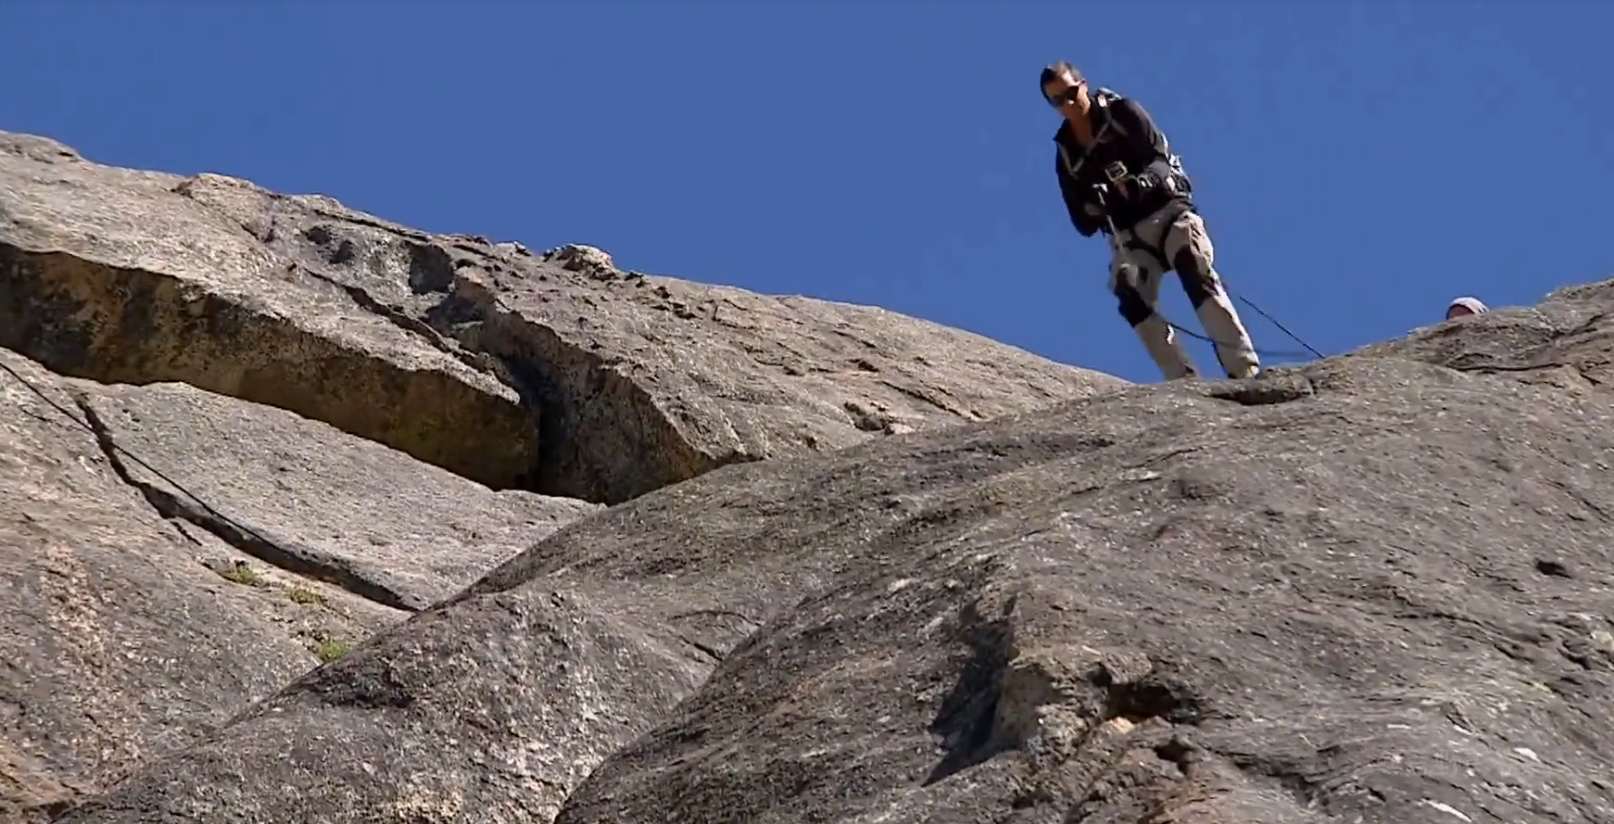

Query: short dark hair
[1039,60,1084,92]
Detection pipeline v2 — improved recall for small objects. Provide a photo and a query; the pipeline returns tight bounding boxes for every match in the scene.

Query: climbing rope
[1159,289,1326,362]
[0,357,281,550]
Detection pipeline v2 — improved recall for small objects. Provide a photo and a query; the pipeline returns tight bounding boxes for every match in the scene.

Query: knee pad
[1173,246,1216,309]
[1115,282,1153,327]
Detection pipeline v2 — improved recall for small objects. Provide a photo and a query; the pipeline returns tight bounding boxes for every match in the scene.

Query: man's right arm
[1055,151,1100,237]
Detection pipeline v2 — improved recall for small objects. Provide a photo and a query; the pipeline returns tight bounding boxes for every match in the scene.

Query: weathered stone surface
[0,129,1125,505]
[49,587,707,824]
[0,348,595,822]
[80,379,598,612]
[57,278,1614,824]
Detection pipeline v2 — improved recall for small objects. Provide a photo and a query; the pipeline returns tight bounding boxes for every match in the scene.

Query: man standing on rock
[1041,60,1261,381]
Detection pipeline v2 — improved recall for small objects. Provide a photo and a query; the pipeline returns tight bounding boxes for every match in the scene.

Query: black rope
[1150,290,1326,362]
[0,356,283,550]
[1232,292,1326,359]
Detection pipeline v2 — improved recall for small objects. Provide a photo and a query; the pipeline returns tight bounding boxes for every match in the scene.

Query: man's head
[1040,60,1089,119]
[1445,296,1489,320]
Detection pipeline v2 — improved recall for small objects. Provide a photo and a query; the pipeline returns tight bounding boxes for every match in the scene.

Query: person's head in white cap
[1446,296,1489,320]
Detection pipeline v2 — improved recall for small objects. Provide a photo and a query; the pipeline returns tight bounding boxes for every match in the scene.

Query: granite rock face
[4,127,1613,824]
[51,298,1614,824]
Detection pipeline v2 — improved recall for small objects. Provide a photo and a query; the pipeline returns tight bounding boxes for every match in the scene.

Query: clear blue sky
[4,1,1609,383]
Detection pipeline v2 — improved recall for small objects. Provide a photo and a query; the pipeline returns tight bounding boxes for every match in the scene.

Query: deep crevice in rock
[75,395,422,613]
[477,348,566,495]
[419,269,757,505]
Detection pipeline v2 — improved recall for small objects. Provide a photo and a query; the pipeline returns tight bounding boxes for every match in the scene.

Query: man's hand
[1083,185,1110,229]
[1090,182,1112,208]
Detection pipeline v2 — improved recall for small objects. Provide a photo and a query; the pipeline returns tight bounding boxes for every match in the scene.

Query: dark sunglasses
[1045,85,1083,108]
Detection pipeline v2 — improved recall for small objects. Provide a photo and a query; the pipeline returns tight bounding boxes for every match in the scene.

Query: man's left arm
[1110,97,1182,200]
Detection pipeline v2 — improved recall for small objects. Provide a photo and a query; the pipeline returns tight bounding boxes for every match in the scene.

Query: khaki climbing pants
[1107,205,1260,381]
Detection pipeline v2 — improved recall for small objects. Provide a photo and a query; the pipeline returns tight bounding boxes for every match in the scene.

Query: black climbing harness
[1055,93,1324,365]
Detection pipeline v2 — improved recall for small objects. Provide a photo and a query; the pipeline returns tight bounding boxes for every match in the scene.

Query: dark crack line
[879,379,964,417]
[74,395,422,614]
[667,608,762,627]
[676,634,725,664]
[249,190,431,244]
[289,263,475,364]
[289,261,535,426]
[1465,361,1565,374]
[1466,360,1604,386]
[1547,478,1613,523]
[1130,446,1202,470]
[169,519,203,546]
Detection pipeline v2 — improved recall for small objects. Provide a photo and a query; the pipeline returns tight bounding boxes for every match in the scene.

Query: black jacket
[1052,88,1194,237]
